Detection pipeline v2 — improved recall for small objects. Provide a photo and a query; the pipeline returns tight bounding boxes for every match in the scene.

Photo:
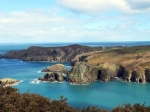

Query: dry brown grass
[72,46,150,72]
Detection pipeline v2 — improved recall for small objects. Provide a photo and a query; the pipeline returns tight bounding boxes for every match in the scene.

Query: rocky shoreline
[68,46,150,84]
[0,78,21,87]
[2,44,150,85]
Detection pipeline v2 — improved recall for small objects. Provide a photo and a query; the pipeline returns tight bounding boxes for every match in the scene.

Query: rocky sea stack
[41,64,68,74]
[0,78,20,87]
[39,64,68,82]
[4,44,102,62]
[39,72,64,82]
[67,62,95,84]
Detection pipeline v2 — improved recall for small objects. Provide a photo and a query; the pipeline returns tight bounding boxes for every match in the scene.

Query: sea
[0,41,150,110]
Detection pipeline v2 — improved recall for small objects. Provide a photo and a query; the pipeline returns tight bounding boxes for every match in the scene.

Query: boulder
[39,72,64,82]
[41,64,68,74]
[0,78,20,87]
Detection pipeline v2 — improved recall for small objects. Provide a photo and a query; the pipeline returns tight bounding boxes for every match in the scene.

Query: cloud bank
[0,0,150,43]
[57,0,150,14]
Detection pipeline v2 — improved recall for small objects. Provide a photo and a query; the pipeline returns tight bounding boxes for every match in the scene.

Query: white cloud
[56,0,150,14]
[0,6,149,43]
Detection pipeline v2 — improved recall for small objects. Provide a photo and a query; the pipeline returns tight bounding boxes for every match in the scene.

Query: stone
[41,64,68,74]
[67,62,95,84]
[0,78,20,87]
[39,72,64,82]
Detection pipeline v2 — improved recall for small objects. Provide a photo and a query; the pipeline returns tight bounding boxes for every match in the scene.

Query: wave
[30,79,41,84]
[66,66,71,67]
[42,81,64,83]
[37,70,42,73]
[20,80,24,83]
[69,83,89,85]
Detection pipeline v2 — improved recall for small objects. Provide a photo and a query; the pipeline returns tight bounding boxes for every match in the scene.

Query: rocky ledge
[0,78,20,87]
[4,44,102,62]
[38,72,64,82]
[41,64,68,74]
[0,53,3,58]
[68,46,150,84]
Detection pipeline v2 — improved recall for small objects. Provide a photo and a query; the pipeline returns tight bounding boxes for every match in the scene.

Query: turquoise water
[0,42,150,109]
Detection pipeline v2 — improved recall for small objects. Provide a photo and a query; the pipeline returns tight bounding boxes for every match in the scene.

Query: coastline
[1,42,150,109]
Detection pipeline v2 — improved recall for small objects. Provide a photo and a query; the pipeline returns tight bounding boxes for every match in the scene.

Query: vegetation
[0,86,150,112]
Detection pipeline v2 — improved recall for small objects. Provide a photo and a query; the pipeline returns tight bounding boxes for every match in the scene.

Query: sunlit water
[0,42,150,109]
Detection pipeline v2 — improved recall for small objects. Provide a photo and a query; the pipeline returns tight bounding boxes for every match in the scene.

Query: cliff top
[72,46,150,71]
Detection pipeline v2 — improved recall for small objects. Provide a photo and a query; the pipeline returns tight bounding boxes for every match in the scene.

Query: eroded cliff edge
[68,46,150,84]
[4,44,102,62]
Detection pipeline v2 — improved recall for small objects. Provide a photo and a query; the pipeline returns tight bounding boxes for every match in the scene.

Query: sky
[0,0,150,43]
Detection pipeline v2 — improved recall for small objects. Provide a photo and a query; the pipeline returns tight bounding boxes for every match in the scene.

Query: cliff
[4,44,102,62]
[0,53,3,58]
[68,46,150,84]
[67,62,95,84]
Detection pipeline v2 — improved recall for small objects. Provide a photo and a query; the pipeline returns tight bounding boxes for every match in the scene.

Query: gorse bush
[0,86,150,112]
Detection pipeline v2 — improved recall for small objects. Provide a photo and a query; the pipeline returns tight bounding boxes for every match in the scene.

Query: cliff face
[69,46,150,84]
[0,53,3,58]
[67,62,96,84]
[4,44,102,62]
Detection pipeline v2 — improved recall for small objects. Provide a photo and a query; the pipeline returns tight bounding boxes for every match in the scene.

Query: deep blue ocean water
[0,42,150,109]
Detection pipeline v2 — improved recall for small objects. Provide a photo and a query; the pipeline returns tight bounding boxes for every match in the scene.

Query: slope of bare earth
[68,46,150,84]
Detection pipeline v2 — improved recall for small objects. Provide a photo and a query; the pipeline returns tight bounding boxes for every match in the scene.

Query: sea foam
[30,79,41,84]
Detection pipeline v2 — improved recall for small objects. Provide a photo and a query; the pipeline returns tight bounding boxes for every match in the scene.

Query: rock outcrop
[41,64,68,74]
[4,44,102,62]
[67,62,96,84]
[92,63,121,82]
[67,62,122,84]
[69,46,150,84]
[0,78,20,87]
[0,53,3,58]
[39,72,64,82]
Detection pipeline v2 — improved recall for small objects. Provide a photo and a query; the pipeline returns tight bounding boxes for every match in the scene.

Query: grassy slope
[84,46,150,71]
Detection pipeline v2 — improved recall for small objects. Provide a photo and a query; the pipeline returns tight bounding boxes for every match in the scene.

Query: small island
[0,78,20,87]
[39,64,68,82]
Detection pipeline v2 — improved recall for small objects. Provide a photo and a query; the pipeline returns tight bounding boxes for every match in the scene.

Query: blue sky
[0,0,150,43]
